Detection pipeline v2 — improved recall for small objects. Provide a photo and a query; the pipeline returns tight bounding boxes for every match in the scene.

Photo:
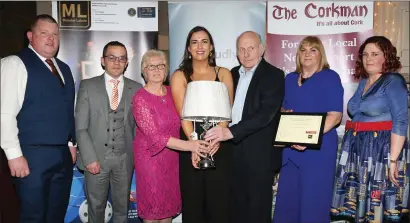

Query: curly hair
[354,36,401,79]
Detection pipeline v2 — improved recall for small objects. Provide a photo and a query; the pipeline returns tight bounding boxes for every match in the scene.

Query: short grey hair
[141,49,168,75]
[236,31,263,49]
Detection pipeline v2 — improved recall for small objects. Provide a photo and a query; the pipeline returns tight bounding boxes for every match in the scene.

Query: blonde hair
[141,49,168,81]
[295,36,330,74]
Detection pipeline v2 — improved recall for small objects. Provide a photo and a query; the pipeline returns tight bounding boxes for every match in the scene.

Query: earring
[210,52,213,57]
[188,54,191,59]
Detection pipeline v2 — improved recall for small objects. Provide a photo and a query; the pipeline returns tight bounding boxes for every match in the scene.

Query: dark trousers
[179,141,232,223]
[13,146,73,223]
[0,149,19,223]
[230,152,276,223]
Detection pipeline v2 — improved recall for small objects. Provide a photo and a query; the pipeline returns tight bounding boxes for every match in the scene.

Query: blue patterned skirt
[331,128,409,222]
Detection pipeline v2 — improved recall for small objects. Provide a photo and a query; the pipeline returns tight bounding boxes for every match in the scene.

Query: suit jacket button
[112,147,115,150]
[107,129,109,132]
[112,139,115,141]
[104,144,107,146]
[113,129,115,132]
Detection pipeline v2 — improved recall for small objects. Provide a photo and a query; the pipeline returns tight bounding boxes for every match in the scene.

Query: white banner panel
[168,2,266,74]
[52,1,158,31]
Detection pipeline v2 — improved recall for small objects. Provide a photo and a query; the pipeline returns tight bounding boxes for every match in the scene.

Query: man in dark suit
[1,14,77,223]
[205,31,284,223]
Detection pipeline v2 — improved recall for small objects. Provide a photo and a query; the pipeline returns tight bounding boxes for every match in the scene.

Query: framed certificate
[273,112,326,149]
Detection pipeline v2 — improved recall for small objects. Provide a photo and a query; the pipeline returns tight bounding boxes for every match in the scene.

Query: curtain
[373,1,406,57]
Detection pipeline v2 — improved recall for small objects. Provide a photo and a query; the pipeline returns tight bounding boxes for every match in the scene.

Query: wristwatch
[390,159,398,164]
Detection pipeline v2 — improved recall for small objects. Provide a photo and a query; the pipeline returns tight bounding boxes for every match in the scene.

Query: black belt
[26,144,68,147]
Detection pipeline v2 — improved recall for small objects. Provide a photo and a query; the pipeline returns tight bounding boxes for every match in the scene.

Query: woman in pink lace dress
[132,50,210,223]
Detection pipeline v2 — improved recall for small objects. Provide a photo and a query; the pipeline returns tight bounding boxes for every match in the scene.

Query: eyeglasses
[145,64,166,71]
[104,55,128,63]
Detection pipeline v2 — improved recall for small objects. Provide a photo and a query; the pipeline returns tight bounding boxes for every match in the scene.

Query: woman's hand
[389,162,399,187]
[281,107,293,112]
[185,140,210,157]
[291,145,307,151]
[191,152,200,169]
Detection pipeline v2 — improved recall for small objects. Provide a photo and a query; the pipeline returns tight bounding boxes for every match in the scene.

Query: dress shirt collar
[28,44,50,62]
[239,58,261,76]
[104,72,124,84]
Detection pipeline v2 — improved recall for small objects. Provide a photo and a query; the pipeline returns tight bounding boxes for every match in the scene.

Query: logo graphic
[58,1,91,30]
[128,8,136,17]
[137,7,156,18]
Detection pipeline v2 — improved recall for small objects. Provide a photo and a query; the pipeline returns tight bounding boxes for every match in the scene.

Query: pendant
[161,97,166,103]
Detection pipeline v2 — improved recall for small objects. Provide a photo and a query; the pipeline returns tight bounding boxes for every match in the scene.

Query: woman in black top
[170,26,234,223]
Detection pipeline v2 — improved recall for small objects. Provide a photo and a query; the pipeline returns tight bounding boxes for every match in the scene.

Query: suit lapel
[123,77,133,125]
[232,70,240,100]
[96,74,109,123]
[242,59,265,118]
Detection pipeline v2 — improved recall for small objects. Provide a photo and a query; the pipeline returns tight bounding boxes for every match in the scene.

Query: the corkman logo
[272,3,368,21]
[58,1,91,30]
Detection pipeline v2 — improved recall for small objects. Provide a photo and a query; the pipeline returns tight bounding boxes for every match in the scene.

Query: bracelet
[390,159,398,164]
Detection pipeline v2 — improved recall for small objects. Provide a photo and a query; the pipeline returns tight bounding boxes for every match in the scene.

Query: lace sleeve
[132,93,170,156]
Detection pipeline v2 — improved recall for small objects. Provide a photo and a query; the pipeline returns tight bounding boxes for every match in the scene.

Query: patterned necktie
[109,79,120,110]
[45,59,64,87]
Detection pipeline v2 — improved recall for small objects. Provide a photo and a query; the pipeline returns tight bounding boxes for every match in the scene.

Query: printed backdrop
[52,1,158,222]
[265,1,374,216]
[168,2,266,73]
[265,1,374,137]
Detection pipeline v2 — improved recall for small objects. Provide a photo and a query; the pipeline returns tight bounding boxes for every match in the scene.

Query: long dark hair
[354,36,401,79]
[178,26,216,81]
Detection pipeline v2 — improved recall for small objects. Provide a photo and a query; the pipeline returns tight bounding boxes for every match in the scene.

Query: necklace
[300,72,316,85]
[145,86,166,103]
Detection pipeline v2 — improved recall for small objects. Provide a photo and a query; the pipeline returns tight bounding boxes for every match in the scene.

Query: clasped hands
[190,141,221,168]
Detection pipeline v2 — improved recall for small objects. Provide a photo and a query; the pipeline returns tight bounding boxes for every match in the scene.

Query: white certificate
[274,112,326,148]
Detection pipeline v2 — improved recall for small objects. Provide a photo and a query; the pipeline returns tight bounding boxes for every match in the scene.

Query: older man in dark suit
[205,31,285,223]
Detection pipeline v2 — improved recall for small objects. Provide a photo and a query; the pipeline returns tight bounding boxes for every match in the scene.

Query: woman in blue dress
[331,36,409,222]
[273,36,344,223]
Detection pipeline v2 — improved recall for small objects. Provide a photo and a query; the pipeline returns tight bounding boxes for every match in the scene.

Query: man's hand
[86,161,101,175]
[209,142,220,157]
[204,126,233,144]
[69,146,77,164]
[8,156,30,178]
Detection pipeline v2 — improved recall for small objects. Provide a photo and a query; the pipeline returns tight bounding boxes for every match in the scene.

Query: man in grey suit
[75,41,142,223]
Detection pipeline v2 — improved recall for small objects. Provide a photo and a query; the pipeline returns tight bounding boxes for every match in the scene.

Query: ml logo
[58,1,91,30]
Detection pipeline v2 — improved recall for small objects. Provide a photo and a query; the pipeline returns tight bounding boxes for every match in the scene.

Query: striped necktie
[109,79,120,110]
